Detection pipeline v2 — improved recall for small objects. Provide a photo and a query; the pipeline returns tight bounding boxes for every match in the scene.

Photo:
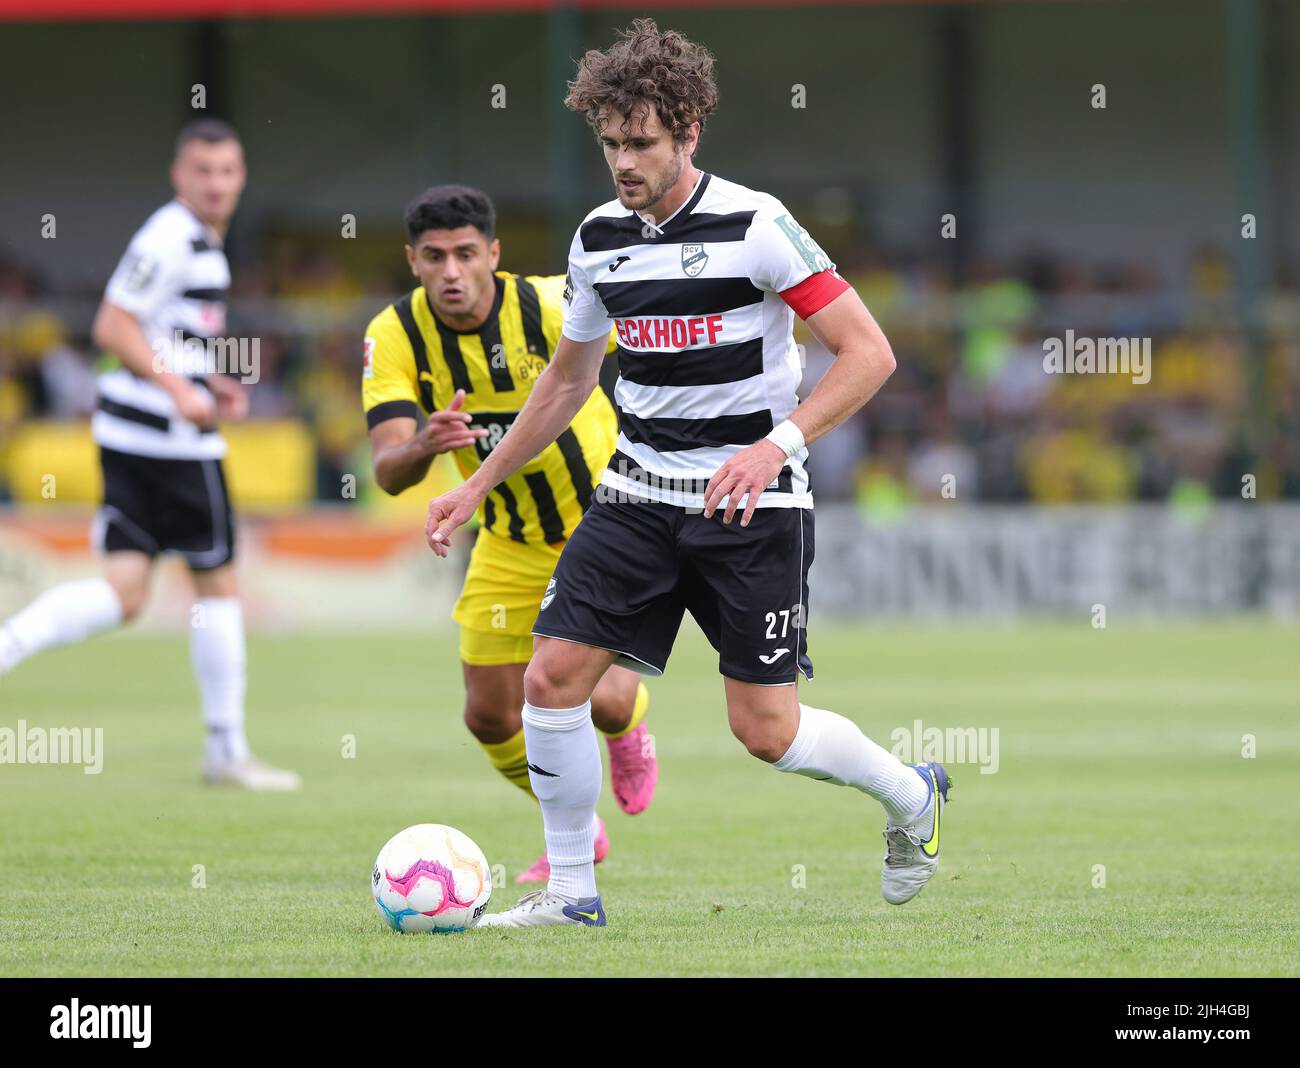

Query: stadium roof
[1,0,1011,22]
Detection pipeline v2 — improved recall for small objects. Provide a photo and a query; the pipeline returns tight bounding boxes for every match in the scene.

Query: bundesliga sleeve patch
[779,270,851,320]
[362,337,375,379]
[121,252,160,294]
[775,213,834,274]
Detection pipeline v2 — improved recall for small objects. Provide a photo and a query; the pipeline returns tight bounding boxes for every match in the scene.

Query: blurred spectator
[3,240,1299,505]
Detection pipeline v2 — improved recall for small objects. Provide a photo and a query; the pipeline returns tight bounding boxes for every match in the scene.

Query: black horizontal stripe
[594,277,763,318]
[579,209,755,253]
[190,237,217,253]
[97,397,169,432]
[366,399,420,429]
[97,397,216,435]
[617,337,765,388]
[606,449,793,494]
[182,287,228,302]
[579,173,712,251]
[618,408,774,453]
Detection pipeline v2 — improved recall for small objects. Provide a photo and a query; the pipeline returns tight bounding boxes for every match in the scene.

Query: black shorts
[96,447,235,571]
[532,490,814,685]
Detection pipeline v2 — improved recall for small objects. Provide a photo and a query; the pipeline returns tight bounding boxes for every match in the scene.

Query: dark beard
[621,152,685,220]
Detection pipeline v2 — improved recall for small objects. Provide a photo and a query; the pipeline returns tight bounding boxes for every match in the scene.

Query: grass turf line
[0,622,1296,977]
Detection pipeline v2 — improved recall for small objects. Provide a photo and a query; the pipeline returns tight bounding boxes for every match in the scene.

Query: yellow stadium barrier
[4,420,316,512]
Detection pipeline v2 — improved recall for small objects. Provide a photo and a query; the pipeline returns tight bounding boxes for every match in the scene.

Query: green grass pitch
[1,621,1296,977]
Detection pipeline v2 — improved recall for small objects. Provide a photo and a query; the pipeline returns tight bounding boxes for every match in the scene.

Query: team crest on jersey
[681,243,708,277]
[362,336,375,379]
[540,577,557,611]
[515,352,548,383]
[122,253,159,294]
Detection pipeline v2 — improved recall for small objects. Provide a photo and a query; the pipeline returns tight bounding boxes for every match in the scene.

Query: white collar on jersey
[634,170,706,236]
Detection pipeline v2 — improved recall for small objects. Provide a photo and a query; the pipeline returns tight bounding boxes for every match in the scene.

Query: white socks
[521,699,601,901]
[774,703,930,821]
[1,582,252,769]
[190,597,249,766]
[0,578,123,674]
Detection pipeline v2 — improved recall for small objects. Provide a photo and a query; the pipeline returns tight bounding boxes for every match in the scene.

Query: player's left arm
[703,285,894,525]
[705,208,896,525]
[787,286,896,446]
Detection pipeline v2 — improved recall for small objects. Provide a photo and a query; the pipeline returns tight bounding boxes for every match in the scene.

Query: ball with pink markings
[372,823,492,933]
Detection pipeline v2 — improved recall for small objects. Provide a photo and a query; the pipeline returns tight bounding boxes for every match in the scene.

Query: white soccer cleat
[475,889,606,929]
[202,755,301,792]
[881,762,951,905]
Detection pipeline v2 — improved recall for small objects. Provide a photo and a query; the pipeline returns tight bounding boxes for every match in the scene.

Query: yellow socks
[480,729,536,801]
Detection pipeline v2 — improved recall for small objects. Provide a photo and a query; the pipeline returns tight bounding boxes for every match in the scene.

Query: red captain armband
[779,269,851,320]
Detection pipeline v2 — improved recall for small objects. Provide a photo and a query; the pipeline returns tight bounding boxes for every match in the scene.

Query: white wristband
[765,419,805,459]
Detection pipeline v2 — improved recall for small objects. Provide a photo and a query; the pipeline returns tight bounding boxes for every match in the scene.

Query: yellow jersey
[362,272,617,545]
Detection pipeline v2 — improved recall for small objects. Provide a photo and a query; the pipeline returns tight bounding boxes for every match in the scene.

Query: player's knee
[728,707,794,763]
[589,677,637,732]
[462,698,515,743]
[109,579,148,622]
[732,725,788,763]
[523,652,577,710]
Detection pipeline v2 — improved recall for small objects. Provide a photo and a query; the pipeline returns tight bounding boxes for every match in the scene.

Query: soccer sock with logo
[480,730,538,800]
[0,578,123,674]
[521,699,601,901]
[190,597,250,766]
[773,704,930,821]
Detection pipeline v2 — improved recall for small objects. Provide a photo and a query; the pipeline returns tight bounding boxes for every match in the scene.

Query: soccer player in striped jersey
[426,20,952,927]
[362,185,658,882]
[0,120,299,791]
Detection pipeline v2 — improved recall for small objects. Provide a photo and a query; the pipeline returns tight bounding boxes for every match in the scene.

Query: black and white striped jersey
[562,171,848,510]
[93,199,230,460]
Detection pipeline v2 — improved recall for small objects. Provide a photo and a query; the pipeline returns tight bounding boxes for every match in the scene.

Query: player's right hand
[172,379,217,429]
[425,480,485,558]
[419,389,488,455]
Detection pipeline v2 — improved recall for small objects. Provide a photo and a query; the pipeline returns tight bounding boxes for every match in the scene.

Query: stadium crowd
[2,243,1297,506]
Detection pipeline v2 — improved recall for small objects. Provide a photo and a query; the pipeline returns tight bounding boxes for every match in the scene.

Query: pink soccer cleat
[514,816,609,884]
[607,722,658,814]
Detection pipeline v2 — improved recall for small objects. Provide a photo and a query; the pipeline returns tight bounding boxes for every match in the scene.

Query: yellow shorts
[455,530,563,666]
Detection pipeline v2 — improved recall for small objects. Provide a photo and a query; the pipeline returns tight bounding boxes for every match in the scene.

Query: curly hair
[564,18,718,145]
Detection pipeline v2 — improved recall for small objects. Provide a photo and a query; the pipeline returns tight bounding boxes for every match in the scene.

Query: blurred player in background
[362,185,658,881]
[0,120,300,791]
[427,20,951,927]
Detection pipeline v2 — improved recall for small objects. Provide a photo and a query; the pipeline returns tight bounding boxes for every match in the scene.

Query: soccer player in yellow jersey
[362,185,657,882]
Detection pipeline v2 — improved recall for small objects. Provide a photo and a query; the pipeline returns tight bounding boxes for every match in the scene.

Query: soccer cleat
[476,889,606,929]
[880,762,951,905]
[515,816,608,883]
[202,755,302,792]
[607,722,658,814]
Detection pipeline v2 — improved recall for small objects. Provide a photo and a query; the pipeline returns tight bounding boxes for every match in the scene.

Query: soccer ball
[371,823,492,933]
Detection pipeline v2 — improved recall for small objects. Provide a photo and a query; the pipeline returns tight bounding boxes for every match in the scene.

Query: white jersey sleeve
[560,227,613,343]
[104,219,189,324]
[743,206,838,295]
